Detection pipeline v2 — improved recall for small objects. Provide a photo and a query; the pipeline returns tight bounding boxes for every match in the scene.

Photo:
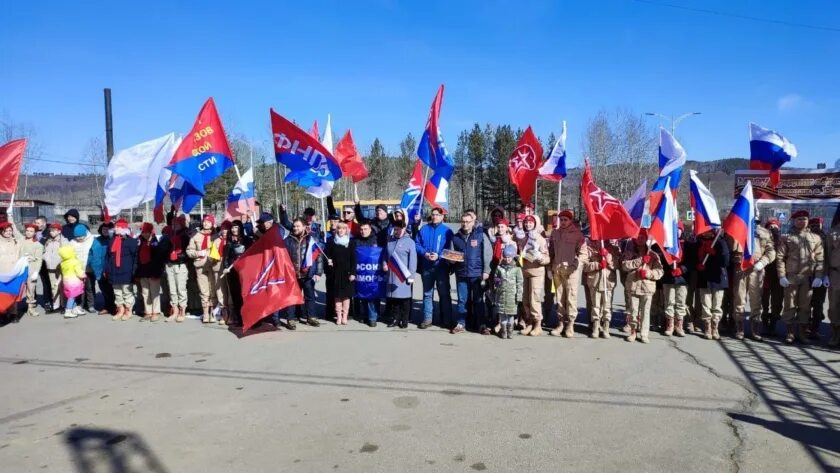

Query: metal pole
[104,88,114,161]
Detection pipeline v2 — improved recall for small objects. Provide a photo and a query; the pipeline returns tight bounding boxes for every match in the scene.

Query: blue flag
[355,246,386,300]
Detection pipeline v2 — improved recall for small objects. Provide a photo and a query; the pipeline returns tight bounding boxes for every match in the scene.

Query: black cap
[304,207,316,217]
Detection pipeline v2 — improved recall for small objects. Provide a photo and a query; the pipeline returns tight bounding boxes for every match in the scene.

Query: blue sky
[2,0,839,174]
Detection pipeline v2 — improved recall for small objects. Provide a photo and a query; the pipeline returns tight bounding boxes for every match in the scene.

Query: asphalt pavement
[1,279,838,472]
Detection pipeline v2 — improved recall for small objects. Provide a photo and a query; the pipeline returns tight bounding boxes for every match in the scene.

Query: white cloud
[777,93,811,112]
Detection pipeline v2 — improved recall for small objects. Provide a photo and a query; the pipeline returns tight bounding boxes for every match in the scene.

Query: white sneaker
[63,309,78,319]
[73,306,86,316]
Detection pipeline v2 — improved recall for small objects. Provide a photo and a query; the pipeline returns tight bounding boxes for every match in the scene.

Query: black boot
[306,317,320,327]
[498,325,506,339]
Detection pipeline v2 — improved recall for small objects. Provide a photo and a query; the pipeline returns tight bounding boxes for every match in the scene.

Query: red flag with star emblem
[508,126,544,205]
[232,225,303,333]
[581,159,640,240]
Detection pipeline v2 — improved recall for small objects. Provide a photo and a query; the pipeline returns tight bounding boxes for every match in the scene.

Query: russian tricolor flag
[689,170,721,236]
[648,177,681,264]
[387,252,413,283]
[417,85,454,180]
[225,167,255,220]
[723,181,756,270]
[623,178,648,226]
[424,173,450,212]
[749,123,797,188]
[0,257,28,313]
[538,121,567,182]
[400,161,424,221]
[302,238,323,271]
[650,128,686,213]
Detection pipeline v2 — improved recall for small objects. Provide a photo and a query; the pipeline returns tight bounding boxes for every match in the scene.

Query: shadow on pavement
[720,335,840,471]
[64,427,170,473]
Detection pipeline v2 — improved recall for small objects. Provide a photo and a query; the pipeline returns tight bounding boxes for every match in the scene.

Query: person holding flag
[694,227,730,341]
[653,222,691,337]
[581,238,621,339]
[548,210,586,338]
[776,210,824,344]
[187,215,220,324]
[0,218,24,322]
[515,215,549,336]
[621,229,664,343]
[283,218,323,329]
[727,215,776,341]
[383,218,417,329]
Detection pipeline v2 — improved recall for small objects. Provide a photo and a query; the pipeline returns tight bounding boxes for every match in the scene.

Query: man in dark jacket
[695,229,730,340]
[448,212,492,334]
[284,218,323,329]
[104,219,138,321]
[61,209,86,240]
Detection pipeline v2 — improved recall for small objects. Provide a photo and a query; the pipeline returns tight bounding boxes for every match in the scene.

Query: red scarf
[170,232,184,262]
[139,237,152,265]
[111,235,123,268]
[200,231,211,250]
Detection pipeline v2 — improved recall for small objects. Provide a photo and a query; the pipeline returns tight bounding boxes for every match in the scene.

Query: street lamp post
[644,112,702,135]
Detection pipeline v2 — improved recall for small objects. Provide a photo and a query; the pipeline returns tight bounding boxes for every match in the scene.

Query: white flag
[306,114,335,198]
[104,133,178,215]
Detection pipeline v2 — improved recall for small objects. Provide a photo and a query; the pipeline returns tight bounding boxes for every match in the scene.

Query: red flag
[309,120,320,141]
[335,130,368,183]
[508,126,543,205]
[581,159,640,240]
[232,226,303,333]
[0,139,27,194]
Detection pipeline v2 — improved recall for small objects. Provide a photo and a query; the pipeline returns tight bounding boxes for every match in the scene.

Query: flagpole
[200,198,205,220]
[7,193,14,215]
[600,240,607,295]
[418,165,431,226]
[534,178,539,216]
[353,182,359,203]
[702,228,722,265]
[557,179,562,211]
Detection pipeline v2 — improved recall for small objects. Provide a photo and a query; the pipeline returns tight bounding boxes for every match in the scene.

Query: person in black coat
[222,220,252,327]
[283,218,323,329]
[104,219,139,321]
[695,229,730,340]
[135,222,166,321]
[324,221,357,325]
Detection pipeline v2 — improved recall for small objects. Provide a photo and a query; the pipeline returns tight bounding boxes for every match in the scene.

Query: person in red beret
[777,209,825,344]
[729,213,776,341]
[187,215,219,323]
[621,229,664,343]
[21,223,44,318]
[825,215,840,347]
[515,215,550,336]
[807,216,827,340]
[548,209,587,337]
[158,215,191,322]
[211,220,232,325]
[104,219,139,321]
[135,223,164,322]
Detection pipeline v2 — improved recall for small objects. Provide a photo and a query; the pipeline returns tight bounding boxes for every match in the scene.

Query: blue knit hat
[72,224,87,238]
[503,244,517,258]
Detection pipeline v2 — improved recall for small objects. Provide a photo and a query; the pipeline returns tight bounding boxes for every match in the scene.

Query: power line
[631,0,840,33]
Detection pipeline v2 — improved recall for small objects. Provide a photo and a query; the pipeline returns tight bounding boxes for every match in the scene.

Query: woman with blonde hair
[324,221,356,325]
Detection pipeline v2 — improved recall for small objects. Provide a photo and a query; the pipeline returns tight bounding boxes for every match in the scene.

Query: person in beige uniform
[21,223,44,317]
[730,222,776,341]
[187,215,218,323]
[621,230,664,343]
[582,239,620,339]
[515,215,549,336]
[41,223,65,312]
[0,220,24,322]
[548,210,586,337]
[825,220,840,347]
[776,210,825,344]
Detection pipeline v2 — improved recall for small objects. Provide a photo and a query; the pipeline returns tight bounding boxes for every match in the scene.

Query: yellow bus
[333,200,402,220]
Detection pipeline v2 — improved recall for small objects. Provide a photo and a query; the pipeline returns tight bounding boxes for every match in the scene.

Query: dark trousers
[811,286,827,321]
[228,268,243,325]
[39,261,52,308]
[456,276,486,330]
[386,297,412,324]
[286,278,317,320]
[78,271,96,310]
[98,276,116,313]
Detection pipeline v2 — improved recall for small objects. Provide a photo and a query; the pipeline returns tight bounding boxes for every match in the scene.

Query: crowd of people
[1,199,838,349]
